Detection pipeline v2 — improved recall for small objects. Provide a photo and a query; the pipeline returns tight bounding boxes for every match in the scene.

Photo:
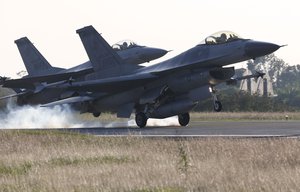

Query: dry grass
[0,130,300,191]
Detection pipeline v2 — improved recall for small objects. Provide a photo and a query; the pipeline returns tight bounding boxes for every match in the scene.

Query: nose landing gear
[210,86,222,112]
[213,100,222,112]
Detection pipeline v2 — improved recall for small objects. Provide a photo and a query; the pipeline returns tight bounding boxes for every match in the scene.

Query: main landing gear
[210,86,222,112]
[92,112,101,117]
[135,112,148,128]
[178,113,190,126]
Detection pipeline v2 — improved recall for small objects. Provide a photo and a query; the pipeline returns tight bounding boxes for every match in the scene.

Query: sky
[0,0,299,77]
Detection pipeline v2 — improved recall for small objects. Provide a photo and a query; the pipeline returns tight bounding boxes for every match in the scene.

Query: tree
[246,53,288,87]
[276,64,300,107]
[277,65,300,88]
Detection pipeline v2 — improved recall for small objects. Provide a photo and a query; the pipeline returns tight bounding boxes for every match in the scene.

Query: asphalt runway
[59,120,300,137]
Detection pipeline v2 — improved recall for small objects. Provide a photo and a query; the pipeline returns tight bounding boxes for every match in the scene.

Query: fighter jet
[32,26,280,128]
[14,37,168,77]
[0,36,168,104]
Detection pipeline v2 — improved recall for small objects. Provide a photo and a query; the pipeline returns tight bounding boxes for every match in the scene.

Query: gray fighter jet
[0,37,168,103]
[2,26,281,127]
[14,37,168,77]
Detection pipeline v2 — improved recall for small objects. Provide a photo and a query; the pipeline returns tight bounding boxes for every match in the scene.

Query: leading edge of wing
[55,73,158,92]
[41,95,95,107]
[149,54,230,76]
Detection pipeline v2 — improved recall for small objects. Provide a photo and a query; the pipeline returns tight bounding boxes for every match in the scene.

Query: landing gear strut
[135,112,148,128]
[210,86,222,112]
[178,113,190,126]
[135,86,173,128]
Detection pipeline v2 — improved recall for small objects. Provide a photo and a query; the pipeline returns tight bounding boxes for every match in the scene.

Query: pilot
[217,33,227,43]
[122,42,128,50]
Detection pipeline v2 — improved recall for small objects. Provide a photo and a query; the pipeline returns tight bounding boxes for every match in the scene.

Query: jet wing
[149,54,230,77]
[40,73,157,108]
[0,91,27,100]
[2,69,92,89]
[41,96,95,107]
[54,73,158,93]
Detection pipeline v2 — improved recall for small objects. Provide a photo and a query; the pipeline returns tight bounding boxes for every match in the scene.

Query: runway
[58,120,300,137]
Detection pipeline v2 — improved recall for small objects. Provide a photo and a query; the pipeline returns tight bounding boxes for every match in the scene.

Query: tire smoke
[146,116,180,126]
[0,101,180,129]
[0,102,86,128]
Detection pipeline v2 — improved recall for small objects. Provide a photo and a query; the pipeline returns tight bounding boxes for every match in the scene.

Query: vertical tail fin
[15,37,62,76]
[76,26,139,78]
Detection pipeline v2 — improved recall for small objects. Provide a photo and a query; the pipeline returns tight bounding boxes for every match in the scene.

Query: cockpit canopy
[199,31,243,45]
[112,40,139,51]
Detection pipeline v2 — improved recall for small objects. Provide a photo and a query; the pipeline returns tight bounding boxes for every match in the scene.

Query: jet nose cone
[245,41,280,59]
[141,47,169,62]
[151,48,169,58]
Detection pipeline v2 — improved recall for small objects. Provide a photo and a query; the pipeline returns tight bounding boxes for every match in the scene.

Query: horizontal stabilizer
[2,69,92,89]
[0,76,9,85]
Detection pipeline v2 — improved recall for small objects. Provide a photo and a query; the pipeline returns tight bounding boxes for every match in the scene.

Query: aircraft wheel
[178,113,190,126]
[135,112,148,128]
[93,112,101,117]
[214,101,222,112]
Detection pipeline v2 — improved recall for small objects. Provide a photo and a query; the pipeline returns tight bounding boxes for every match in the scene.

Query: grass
[49,156,135,166]
[0,130,300,191]
[0,162,32,176]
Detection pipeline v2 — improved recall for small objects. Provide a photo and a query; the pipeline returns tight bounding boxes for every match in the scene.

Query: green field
[0,130,300,192]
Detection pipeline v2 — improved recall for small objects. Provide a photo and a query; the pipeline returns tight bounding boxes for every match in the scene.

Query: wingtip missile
[280,44,288,48]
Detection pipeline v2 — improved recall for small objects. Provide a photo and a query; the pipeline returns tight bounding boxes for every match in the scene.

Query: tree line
[196,53,300,112]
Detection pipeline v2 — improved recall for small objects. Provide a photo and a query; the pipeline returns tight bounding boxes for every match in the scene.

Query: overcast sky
[0,0,298,77]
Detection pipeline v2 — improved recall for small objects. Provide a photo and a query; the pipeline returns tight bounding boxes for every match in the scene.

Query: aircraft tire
[93,112,101,117]
[214,101,222,112]
[135,112,148,128]
[178,113,190,126]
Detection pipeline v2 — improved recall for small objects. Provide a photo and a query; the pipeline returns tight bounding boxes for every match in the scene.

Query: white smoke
[0,102,86,128]
[96,116,179,128]
[0,100,180,129]
[146,116,180,126]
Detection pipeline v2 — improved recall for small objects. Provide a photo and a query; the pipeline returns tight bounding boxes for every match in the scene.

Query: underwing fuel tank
[168,67,235,92]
